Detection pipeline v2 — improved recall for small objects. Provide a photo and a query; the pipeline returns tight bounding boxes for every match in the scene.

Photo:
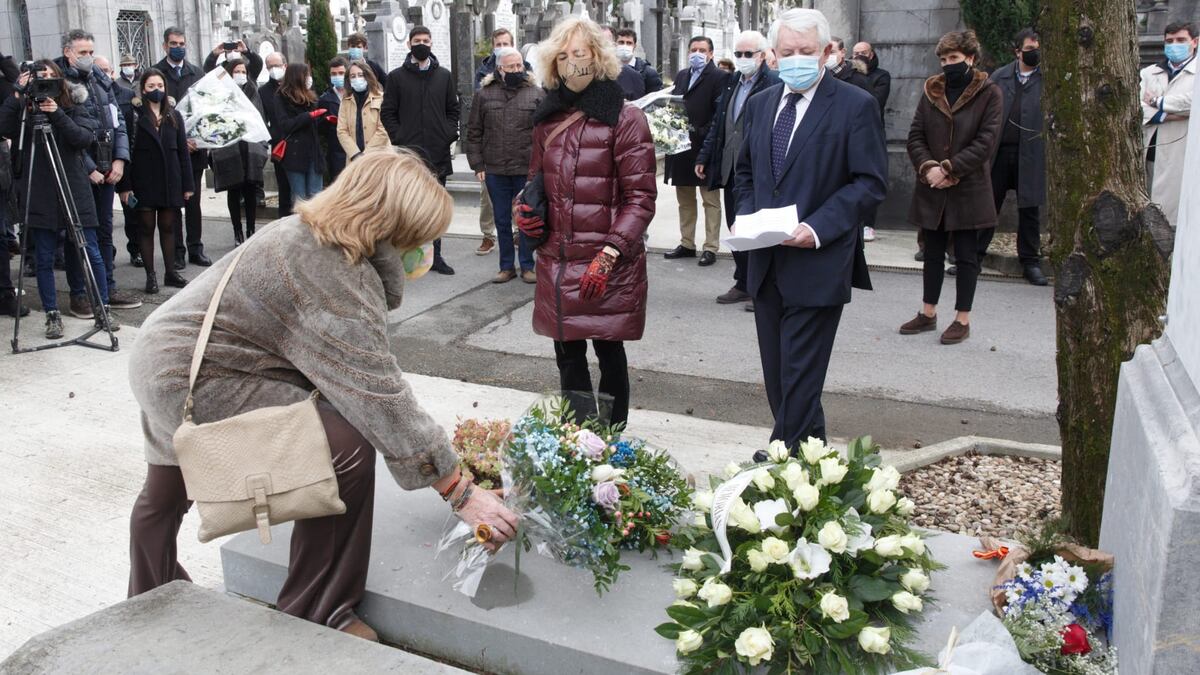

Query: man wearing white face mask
[259,52,293,217]
[735,9,886,454]
[616,29,662,96]
[695,30,779,307]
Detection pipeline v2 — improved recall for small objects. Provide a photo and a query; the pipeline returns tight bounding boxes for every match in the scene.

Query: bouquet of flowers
[632,90,692,156]
[176,68,270,149]
[438,396,693,596]
[451,418,510,489]
[658,437,939,674]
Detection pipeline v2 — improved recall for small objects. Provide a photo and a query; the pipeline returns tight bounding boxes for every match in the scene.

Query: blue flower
[610,441,638,468]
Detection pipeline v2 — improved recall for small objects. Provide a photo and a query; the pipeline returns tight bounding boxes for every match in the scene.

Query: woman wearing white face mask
[337,61,391,160]
[208,59,270,244]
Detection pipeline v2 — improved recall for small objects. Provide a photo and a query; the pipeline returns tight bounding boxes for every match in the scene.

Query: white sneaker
[863,226,877,242]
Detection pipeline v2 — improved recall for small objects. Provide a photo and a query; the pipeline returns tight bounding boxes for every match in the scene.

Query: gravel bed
[899,452,1061,539]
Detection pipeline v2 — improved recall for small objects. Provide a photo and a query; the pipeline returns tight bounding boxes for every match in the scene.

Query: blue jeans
[92,182,116,290]
[486,173,534,272]
[31,227,107,311]
[286,163,324,201]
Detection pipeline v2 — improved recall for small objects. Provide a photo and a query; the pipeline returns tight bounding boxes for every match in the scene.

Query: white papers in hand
[721,206,800,251]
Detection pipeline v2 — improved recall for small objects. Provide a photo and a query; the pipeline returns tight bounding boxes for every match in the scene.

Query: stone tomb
[222,462,999,674]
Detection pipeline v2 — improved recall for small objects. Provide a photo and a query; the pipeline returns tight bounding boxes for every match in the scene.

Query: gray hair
[62,29,95,50]
[769,9,831,50]
[494,46,522,64]
[735,30,769,53]
[265,51,286,66]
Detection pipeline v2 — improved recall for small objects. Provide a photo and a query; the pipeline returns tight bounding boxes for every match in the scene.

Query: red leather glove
[324,115,338,125]
[309,108,328,119]
[579,251,616,301]
[515,204,545,238]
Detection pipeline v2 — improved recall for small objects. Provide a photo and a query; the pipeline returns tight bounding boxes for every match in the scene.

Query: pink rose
[575,429,608,460]
[593,481,621,510]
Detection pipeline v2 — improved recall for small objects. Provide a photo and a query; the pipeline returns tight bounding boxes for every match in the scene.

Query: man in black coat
[347,33,388,84]
[153,26,211,268]
[828,37,870,91]
[381,25,459,275]
[318,56,348,182]
[663,36,725,267]
[696,30,779,307]
[982,28,1048,286]
[616,29,663,96]
[258,52,292,218]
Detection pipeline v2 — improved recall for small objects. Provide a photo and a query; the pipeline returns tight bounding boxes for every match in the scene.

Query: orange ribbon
[972,546,1010,560]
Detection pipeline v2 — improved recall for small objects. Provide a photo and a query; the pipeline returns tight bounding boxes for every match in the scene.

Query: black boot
[144,269,159,294]
[0,290,28,317]
[233,224,245,246]
[164,271,188,288]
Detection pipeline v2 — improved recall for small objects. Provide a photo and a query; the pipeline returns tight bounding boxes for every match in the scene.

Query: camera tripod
[10,104,118,354]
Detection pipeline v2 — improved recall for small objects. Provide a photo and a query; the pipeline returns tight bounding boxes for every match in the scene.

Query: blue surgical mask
[350,77,368,93]
[348,47,364,60]
[168,46,186,62]
[689,52,707,70]
[330,75,344,89]
[778,54,822,91]
[1165,42,1192,64]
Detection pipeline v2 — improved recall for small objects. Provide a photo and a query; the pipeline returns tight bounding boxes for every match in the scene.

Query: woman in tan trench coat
[126,149,517,641]
[899,30,1003,345]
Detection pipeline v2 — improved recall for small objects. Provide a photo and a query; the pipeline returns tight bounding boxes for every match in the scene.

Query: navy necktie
[771,92,803,179]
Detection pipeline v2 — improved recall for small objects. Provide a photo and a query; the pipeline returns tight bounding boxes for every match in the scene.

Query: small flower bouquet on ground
[659,437,940,674]
[437,395,693,595]
[632,90,692,156]
[176,68,271,149]
[451,418,510,489]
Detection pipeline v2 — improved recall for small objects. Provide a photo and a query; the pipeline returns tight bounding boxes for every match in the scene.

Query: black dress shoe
[698,251,717,267]
[189,252,213,267]
[431,258,456,275]
[663,245,697,259]
[914,249,925,262]
[1023,265,1048,286]
[174,253,187,270]
[131,252,144,268]
[946,265,957,276]
[164,272,188,288]
[751,450,768,463]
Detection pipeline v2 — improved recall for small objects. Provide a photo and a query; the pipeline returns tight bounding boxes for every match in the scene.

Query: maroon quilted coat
[528,78,657,342]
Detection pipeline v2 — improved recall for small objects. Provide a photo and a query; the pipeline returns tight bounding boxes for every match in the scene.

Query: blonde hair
[536,17,621,89]
[296,148,452,263]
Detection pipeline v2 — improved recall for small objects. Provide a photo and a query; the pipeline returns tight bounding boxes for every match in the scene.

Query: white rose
[590,464,625,483]
[819,592,851,623]
[761,536,790,562]
[873,535,905,558]
[747,548,770,572]
[858,626,891,655]
[725,461,744,478]
[752,468,776,492]
[895,497,916,517]
[697,579,733,608]
[891,590,924,614]
[866,489,897,514]
[800,436,829,464]
[754,498,790,534]
[734,626,775,666]
[675,629,704,654]
[865,466,902,493]
[900,568,931,594]
[817,520,848,554]
[780,462,809,490]
[792,482,821,511]
[817,458,848,486]
[681,547,706,570]
[693,512,710,529]
[730,498,762,534]
[692,491,714,513]
[765,440,790,463]
[673,578,699,599]
[900,533,926,555]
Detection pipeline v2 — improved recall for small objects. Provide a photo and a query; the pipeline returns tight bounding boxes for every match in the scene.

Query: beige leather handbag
[173,241,346,544]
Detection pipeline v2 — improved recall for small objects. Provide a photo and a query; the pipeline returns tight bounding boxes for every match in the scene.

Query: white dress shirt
[771,70,826,248]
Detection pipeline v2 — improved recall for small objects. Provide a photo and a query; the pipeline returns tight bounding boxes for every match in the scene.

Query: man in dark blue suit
[735,8,888,452]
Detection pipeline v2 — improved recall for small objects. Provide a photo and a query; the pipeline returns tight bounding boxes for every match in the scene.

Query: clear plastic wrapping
[632,90,692,156]
[176,68,271,149]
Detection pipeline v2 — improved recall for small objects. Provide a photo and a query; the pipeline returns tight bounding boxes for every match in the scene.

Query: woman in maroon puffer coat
[516,17,657,427]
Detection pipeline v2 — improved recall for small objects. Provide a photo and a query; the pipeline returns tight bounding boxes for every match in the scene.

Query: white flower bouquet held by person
[632,90,692,157]
[658,437,941,674]
[176,68,271,149]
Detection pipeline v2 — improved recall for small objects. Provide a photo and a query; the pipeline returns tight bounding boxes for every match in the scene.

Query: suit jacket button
[420,463,437,476]
[773,189,780,197]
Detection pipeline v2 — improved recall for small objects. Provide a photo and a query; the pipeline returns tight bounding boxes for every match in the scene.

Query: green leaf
[654,622,683,639]
[775,512,795,528]
[667,604,709,625]
[849,575,896,602]
[823,610,869,639]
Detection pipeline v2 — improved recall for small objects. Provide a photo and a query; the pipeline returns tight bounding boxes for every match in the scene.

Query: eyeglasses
[733,51,760,59]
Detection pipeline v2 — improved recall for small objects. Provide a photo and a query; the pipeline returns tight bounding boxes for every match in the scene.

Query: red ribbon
[972,546,1010,560]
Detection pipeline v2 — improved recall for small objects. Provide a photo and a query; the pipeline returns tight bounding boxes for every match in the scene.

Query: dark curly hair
[936,30,982,59]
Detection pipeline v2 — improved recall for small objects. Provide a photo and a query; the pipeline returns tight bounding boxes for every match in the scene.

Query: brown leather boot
[339,618,380,642]
[940,321,970,345]
[899,312,937,335]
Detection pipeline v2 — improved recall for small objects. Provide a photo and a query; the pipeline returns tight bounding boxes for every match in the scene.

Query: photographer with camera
[0,60,110,338]
[55,30,141,316]
[203,39,263,81]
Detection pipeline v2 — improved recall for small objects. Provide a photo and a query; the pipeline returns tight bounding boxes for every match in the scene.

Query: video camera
[18,62,63,103]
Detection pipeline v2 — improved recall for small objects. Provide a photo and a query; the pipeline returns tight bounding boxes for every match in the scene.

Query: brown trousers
[128,403,377,630]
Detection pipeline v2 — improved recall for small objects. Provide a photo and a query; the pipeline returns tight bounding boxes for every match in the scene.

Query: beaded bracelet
[451,483,475,512]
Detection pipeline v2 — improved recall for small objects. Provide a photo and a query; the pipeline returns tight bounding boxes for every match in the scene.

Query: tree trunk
[1042,0,1174,545]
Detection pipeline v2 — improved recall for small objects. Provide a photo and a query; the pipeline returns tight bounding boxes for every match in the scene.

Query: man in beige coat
[1141,21,1197,228]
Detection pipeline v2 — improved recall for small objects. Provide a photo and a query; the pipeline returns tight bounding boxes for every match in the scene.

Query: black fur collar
[533,78,624,127]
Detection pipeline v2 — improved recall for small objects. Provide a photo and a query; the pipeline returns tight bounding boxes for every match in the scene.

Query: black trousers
[980,146,1041,266]
[553,339,630,428]
[753,268,844,446]
[722,183,748,292]
[175,149,207,257]
[923,226,980,312]
[273,159,293,218]
[121,200,140,258]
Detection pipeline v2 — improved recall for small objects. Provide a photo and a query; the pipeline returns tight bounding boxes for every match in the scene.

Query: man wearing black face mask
[465,47,545,284]
[979,28,1047,286]
[380,25,460,275]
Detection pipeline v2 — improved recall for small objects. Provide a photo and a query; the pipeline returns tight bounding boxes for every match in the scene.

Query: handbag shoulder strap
[543,110,585,150]
[181,241,255,421]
